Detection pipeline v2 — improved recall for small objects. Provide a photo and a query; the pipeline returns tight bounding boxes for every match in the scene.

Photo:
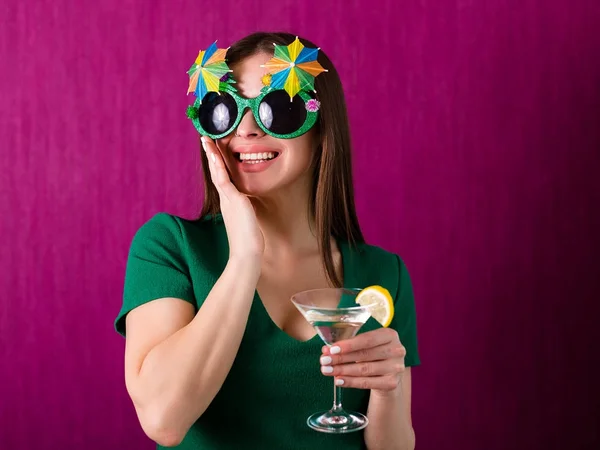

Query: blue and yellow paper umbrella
[261,36,328,100]
[187,41,232,102]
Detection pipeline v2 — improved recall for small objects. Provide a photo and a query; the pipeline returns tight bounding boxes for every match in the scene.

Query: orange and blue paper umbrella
[187,41,231,102]
[262,37,328,100]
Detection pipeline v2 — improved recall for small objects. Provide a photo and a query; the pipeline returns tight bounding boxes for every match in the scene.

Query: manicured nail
[320,356,332,365]
[322,366,333,374]
[211,154,216,163]
[330,346,341,354]
[335,379,345,386]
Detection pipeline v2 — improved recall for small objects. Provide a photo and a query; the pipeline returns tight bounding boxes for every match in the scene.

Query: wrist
[370,384,403,400]
[227,254,262,277]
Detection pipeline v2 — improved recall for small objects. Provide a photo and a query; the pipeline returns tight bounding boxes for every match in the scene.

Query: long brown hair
[198,32,364,287]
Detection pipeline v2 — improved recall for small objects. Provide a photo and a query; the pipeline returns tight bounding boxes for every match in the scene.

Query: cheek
[287,134,319,166]
[284,145,314,172]
[216,136,232,149]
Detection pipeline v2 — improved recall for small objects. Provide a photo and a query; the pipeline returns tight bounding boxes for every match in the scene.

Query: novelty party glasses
[186,37,327,140]
[186,84,320,139]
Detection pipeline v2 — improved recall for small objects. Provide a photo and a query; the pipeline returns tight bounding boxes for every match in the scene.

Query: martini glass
[291,288,373,434]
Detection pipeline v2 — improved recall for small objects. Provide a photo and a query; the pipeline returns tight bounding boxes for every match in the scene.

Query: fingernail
[335,379,345,386]
[320,356,332,365]
[330,346,341,354]
[211,154,216,163]
[200,136,206,143]
[322,366,333,374]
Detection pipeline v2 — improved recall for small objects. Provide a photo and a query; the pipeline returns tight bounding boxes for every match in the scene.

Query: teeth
[239,152,276,161]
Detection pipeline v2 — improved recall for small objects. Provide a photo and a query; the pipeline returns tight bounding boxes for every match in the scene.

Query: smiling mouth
[234,151,280,163]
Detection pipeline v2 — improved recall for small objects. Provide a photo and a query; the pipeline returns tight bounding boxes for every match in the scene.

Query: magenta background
[1,0,599,448]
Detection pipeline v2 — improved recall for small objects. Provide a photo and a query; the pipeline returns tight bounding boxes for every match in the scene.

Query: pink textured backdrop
[1,0,599,448]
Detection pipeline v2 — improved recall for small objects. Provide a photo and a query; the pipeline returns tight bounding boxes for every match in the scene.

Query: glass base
[307,409,368,434]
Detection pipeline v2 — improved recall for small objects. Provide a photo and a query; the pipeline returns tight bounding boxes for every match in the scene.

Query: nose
[235,108,265,138]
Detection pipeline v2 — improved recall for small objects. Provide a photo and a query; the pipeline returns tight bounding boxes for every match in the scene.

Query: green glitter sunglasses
[186,83,321,140]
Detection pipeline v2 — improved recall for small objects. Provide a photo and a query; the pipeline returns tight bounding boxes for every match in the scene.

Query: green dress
[115,213,420,450]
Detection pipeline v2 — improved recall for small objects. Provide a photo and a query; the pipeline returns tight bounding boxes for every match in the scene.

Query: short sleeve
[114,213,196,336]
[390,256,421,367]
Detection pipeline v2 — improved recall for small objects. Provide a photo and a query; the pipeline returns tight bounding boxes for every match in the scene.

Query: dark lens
[258,90,307,135]
[198,92,238,135]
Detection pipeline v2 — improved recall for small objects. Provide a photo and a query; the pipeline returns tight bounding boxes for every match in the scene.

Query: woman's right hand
[201,136,265,261]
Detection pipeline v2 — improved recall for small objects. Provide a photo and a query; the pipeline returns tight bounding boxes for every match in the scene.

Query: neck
[250,181,318,258]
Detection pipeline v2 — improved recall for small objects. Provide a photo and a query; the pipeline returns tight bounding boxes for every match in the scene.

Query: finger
[202,138,227,172]
[202,137,236,197]
[320,359,404,377]
[334,374,401,391]
[202,139,221,188]
[321,343,406,365]
[202,137,226,182]
[321,328,399,356]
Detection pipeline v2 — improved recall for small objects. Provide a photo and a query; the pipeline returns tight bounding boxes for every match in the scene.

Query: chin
[233,178,279,198]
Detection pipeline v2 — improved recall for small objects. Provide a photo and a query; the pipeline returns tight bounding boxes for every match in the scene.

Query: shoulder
[351,241,408,274]
[353,241,401,262]
[132,212,181,239]
[128,212,229,275]
[130,213,225,248]
[346,241,411,300]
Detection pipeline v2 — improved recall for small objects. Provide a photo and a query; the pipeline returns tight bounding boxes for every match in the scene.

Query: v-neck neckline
[252,238,358,345]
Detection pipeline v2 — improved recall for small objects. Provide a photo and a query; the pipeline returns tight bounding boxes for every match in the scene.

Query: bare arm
[124,137,265,447]
[364,368,415,450]
[124,256,260,446]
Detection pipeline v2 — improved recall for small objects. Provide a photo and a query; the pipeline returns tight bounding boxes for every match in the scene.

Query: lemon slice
[355,285,394,327]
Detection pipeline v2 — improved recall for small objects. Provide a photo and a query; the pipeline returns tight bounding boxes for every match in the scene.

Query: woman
[115,32,420,449]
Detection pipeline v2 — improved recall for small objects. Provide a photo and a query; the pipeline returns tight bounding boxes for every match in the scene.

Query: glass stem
[332,380,343,413]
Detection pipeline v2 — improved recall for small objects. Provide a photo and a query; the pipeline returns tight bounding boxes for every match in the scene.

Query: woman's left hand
[320,328,406,393]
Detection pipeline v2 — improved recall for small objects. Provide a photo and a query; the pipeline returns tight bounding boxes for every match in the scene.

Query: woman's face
[215,52,318,198]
